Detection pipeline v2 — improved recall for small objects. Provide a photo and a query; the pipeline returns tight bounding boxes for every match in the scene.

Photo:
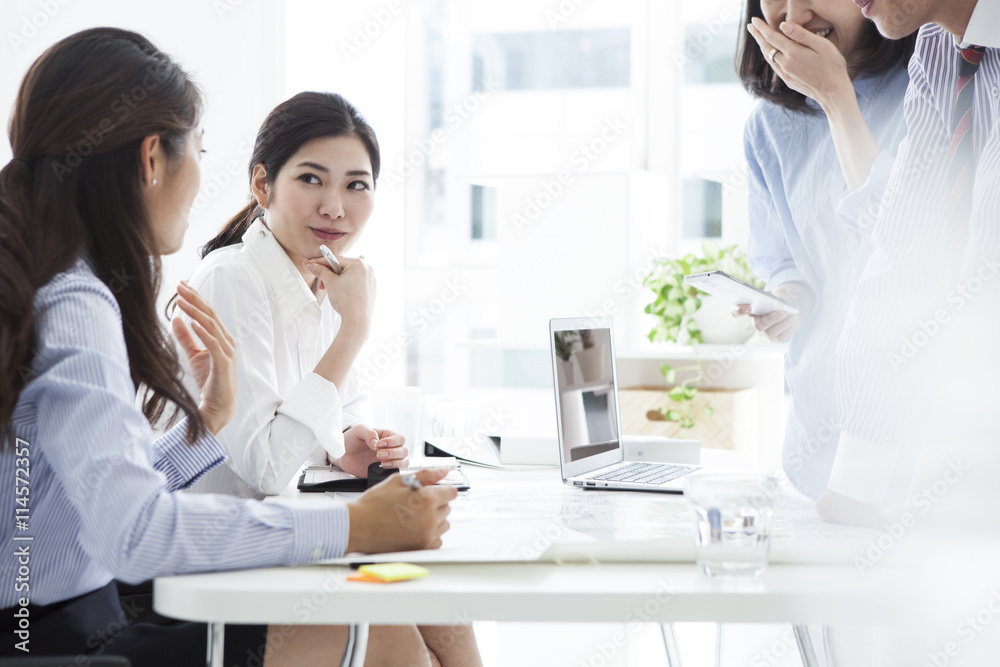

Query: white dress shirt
[744,67,909,500]
[830,3,1000,505]
[183,217,368,498]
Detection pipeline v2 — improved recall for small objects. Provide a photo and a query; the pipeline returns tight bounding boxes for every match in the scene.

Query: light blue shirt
[743,65,910,499]
[1,258,348,606]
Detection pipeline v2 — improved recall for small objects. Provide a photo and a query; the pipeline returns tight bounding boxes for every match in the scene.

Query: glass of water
[684,473,778,577]
[425,395,477,439]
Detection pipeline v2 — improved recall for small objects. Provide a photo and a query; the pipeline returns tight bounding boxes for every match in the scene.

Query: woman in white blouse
[180,92,481,666]
[182,92,406,499]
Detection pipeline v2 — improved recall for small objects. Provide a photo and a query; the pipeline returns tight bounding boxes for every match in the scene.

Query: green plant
[654,360,713,429]
[642,241,763,345]
[642,242,763,428]
[553,331,579,362]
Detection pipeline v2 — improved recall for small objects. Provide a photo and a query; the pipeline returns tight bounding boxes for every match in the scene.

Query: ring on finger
[768,47,780,63]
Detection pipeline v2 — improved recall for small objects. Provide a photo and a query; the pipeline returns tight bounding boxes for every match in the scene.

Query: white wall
[1,0,286,293]
[1,0,409,386]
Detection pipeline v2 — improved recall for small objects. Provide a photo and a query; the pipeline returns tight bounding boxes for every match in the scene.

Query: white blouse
[181,217,367,499]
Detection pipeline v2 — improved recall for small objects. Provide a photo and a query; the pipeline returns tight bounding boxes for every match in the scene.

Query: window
[392,0,758,391]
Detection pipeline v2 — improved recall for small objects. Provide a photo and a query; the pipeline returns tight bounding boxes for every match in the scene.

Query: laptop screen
[551,326,621,464]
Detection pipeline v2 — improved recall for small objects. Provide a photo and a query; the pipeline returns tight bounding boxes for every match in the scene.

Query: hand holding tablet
[684,270,800,316]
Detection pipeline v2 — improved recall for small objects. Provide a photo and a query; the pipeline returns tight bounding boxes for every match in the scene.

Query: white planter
[575,344,610,384]
[687,295,755,344]
[557,357,583,388]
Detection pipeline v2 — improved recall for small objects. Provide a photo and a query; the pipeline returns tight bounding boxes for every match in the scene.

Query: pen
[401,474,423,491]
[319,244,344,275]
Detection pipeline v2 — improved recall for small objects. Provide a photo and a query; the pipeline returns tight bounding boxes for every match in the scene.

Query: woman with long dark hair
[177,91,482,665]
[734,0,915,500]
[0,28,456,665]
[180,92,401,499]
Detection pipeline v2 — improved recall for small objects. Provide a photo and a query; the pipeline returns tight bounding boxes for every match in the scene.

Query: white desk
[155,463,919,667]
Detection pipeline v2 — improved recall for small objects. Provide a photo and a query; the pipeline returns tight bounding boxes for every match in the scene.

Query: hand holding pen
[304,251,377,333]
[345,468,456,553]
[320,244,344,275]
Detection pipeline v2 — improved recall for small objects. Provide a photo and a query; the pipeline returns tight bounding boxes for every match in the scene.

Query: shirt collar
[962,0,1000,48]
[241,216,323,327]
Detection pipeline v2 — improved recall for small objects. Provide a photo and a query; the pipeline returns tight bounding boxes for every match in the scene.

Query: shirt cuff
[278,372,346,461]
[827,431,898,505]
[836,149,894,234]
[288,501,351,564]
[342,411,366,433]
[764,268,807,292]
[150,418,226,491]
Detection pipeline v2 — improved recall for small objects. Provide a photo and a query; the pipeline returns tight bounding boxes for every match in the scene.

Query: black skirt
[1,581,268,667]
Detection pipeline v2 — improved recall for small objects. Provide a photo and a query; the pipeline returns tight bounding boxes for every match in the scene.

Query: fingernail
[305,264,319,275]
[746,22,754,32]
[377,451,387,458]
[780,21,792,33]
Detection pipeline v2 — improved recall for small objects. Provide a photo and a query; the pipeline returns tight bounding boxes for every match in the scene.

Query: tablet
[684,270,799,316]
[297,463,471,492]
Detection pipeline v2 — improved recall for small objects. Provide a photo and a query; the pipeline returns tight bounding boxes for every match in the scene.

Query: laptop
[549,316,700,493]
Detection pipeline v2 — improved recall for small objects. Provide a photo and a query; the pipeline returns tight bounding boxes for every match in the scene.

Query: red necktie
[947,45,986,220]
[946,45,985,267]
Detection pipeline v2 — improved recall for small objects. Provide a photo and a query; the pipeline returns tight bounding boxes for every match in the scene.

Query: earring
[151,178,157,186]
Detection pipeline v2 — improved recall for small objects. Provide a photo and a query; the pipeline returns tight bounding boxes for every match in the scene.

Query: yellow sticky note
[356,562,429,583]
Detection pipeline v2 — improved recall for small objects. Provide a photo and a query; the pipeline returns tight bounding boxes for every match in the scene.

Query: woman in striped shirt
[0,27,456,666]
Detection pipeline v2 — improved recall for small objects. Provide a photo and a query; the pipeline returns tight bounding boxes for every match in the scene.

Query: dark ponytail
[1,27,207,441]
[206,201,263,258]
[199,92,380,259]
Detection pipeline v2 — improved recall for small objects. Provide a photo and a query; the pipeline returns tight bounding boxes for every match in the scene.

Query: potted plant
[553,330,582,387]
[640,242,763,429]
[642,241,763,345]
[575,329,609,383]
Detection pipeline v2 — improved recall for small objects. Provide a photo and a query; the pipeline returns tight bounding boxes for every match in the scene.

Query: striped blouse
[830,15,1000,505]
[1,258,348,607]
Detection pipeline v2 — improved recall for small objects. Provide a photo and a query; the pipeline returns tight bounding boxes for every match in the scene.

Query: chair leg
[793,625,821,667]
[206,622,224,667]
[340,622,370,667]
[659,622,683,667]
[715,624,724,667]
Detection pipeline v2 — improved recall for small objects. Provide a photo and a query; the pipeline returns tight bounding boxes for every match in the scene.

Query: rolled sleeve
[278,372,347,460]
[150,418,226,491]
[764,267,809,292]
[836,149,896,236]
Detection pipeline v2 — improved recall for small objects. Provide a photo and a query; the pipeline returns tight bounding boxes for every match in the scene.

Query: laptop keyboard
[585,461,695,486]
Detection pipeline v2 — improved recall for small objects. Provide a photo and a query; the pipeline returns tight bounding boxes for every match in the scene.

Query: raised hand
[171,281,237,435]
[747,17,855,112]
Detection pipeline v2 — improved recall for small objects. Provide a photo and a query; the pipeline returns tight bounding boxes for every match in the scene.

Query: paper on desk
[540,478,877,565]
[323,480,602,565]
[322,470,876,566]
